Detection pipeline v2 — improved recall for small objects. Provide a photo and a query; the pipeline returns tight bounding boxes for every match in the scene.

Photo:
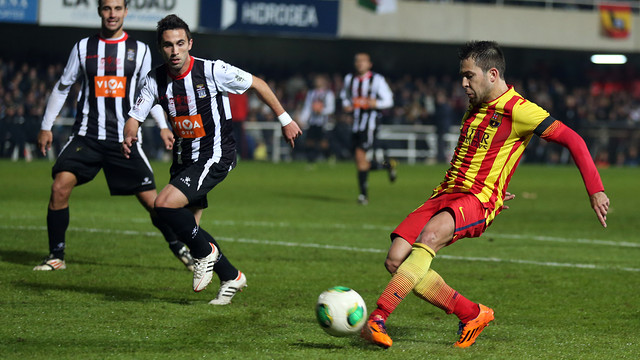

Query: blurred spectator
[433,89,455,163]
[298,74,335,165]
[1,56,640,165]
[229,93,250,159]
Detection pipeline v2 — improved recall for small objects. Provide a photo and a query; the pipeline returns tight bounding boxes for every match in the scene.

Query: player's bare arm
[250,75,302,147]
[121,118,141,158]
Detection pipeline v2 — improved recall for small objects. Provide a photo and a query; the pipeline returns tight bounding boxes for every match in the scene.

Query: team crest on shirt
[127,49,135,61]
[196,84,207,98]
[490,112,503,128]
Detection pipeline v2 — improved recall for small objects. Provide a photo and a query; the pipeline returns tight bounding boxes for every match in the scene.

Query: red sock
[453,293,480,323]
[370,308,389,321]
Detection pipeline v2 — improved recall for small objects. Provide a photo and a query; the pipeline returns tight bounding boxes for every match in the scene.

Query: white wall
[339,1,640,52]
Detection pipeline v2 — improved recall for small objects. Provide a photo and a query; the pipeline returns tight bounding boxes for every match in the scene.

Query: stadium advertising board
[39,0,199,30]
[200,0,339,37]
[0,0,39,24]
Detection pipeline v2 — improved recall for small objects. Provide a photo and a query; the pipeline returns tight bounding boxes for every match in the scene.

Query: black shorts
[169,160,233,209]
[352,127,378,151]
[306,125,325,142]
[52,135,156,196]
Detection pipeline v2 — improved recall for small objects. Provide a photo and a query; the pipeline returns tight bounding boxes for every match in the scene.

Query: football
[315,286,367,337]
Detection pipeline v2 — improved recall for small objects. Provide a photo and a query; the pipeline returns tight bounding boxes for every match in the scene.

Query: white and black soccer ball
[315,286,367,337]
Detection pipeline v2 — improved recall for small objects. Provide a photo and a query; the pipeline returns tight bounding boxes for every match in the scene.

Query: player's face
[354,54,372,75]
[160,29,193,75]
[314,76,326,89]
[99,0,127,36]
[460,58,491,106]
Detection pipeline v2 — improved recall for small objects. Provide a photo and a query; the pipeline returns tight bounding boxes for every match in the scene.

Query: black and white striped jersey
[299,89,335,127]
[340,71,393,133]
[42,32,157,143]
[130,57,252,166]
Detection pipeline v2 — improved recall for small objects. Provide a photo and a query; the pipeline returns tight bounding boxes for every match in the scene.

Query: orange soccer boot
[361,316,393,349]
[454,304,495,348]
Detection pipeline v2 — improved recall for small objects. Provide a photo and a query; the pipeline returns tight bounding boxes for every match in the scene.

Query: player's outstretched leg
[454,304,494,348]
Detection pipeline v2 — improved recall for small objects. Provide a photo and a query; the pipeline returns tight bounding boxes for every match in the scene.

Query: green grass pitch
[0,159,638,359]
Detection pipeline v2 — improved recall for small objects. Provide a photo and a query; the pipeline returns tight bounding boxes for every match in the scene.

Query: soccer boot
[357,194,369,206]
[33,254,66,271]
[361,315,393,349]
[385,158,398,183]
[208,271,247,305]
[454,304,494,348]
[173,245,195,272]
[192,243,220,292]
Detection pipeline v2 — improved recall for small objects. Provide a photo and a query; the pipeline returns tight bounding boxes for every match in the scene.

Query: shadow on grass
[15,280,200,305]
[17,281,155,301]
[0,249,46,266]
[0,248,187,272]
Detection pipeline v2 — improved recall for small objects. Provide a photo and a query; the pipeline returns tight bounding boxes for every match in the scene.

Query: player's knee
[154,197,167,209]
[384,257,401,274]
[416,231,443,252]
[50,181,72,200]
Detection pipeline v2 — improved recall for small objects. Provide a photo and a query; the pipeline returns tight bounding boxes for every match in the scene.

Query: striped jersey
[299,88,335,127]
[44,33,153,142]
[340,71,393,133]
[432,86,552,224]
[129,56,252,166]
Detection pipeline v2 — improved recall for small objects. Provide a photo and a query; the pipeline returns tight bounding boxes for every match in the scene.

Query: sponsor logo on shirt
[353,96,370,110]
[99,56,123,72]
[172,114,206,139]
[94,76,126,98]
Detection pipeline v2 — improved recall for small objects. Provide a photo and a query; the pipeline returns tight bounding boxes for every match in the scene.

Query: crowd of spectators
[1,56,639,167]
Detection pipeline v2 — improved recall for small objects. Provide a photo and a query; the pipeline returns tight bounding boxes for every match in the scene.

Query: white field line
[177,218,640,249]
[5,215,637,248]
[2,224,639,273]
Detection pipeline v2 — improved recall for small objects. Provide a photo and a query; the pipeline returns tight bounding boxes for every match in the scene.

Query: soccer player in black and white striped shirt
[34,0,195,272]
[340,53,395,205]
[123,14,302,303]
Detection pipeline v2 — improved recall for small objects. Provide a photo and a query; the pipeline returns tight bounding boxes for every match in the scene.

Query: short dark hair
[157,14,192,46]
[458,41,506,78]
[98,0,128,8]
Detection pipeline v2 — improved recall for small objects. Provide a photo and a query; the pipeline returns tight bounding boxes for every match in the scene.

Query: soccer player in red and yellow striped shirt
[361,41,610,349]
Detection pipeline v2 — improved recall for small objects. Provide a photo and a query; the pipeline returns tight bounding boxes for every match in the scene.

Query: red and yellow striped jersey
[432,86,550,224]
